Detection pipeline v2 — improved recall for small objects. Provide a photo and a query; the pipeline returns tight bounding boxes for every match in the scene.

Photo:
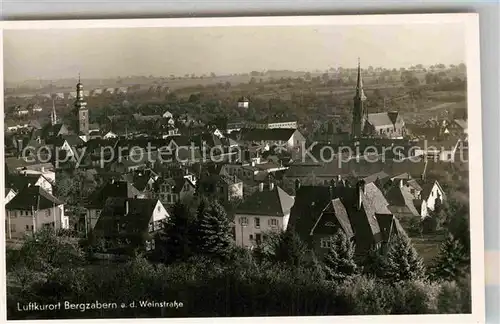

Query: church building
[351,60,406,140]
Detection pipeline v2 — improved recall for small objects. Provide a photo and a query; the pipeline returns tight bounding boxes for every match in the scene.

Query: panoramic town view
[3,23,471,319]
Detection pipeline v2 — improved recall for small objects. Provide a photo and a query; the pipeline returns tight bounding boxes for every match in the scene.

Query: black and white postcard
[0,14,484,323]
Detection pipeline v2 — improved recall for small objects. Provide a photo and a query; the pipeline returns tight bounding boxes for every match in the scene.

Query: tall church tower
[75,74,89,141]
[351,58,367,139]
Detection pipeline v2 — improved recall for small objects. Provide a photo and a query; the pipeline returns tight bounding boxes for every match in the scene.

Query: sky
[3,22,466,83]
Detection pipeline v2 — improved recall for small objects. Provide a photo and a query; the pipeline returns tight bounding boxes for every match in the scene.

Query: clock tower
[75,74,89,141]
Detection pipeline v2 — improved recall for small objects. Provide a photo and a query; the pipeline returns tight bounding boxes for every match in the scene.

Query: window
[270,218,278,227]
[157,206,161,212]
[256,233,262,245]
[10,224,16,232]
[249,234,253,241]
[148,222,154,232]
[47,209,51,217]
[254,217,260,228]
[25,225,30,231]
[320,237,332,249]
[240,217,249,226]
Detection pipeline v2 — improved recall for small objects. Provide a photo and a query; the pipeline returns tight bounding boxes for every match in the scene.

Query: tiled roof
[93,198,161,237]
[310,198,354,238]
[386,185,420,216]
[286,158,428,180]
[86,180,142,208]
[407,179,423,191]
[366,112,394,127]
[236,186,294,216]
[6,185,62,211]
[240,129,298,142]
[288,186,334,242]
[363,171,389,184]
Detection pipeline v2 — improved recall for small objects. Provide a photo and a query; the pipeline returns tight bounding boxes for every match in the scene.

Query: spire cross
[357,57,360,66]
[78,73,81,83]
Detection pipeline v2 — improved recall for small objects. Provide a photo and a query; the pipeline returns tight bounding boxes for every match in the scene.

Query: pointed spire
[355,58,366,102]
[78,72,81,84]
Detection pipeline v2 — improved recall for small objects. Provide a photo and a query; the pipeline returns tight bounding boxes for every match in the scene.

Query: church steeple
[75,74,89,141]
[51,98,57,125]
[351,58,367,139]
[50,82,57,125]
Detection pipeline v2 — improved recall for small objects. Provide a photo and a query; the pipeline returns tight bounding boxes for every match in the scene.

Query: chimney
[294,179,301,192]
[259,182,264,192]
[125,200,129,215]
[269,181,275,190]
[399,179,404,188]
[328,185,334,200]
[355,180,365,210]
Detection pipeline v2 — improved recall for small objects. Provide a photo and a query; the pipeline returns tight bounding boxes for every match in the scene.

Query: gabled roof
[453,119,467,130]
[6,185,62,211]
[407,179,423,191]
[361,182,390,235]
[236,186,294,217]
[366,112,394,127]
[86,180,142,209]
[7,173,48,192]
[309,198,354,238]
[93,198,161,237]
[154,176,194,194]
[385,185,420,216]
[420,180,446,201]
[363,171,389,184]
[375,214,406,243]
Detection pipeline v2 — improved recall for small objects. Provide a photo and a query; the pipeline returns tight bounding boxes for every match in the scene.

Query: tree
[268,227,308,267]
[380,235,426,282]
[159,201,198,263]
[195,200,233,260]
[430,234,469,282]
[17,227,85,272]
[323,229,358,281]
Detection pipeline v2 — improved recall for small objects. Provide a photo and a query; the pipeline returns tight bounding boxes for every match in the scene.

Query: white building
[237,97,250,109]
[5,185,68,239]
[234,183,295,248]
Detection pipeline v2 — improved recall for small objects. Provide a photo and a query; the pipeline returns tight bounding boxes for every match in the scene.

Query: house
[14,106,29,116]
[7,173,54,195]
[121,169,159,197]
[234,183,295,248]
[85,180,145,232]
[153,176,196,206]
[240,128,306,150]
[103,131,118,139]
[40,123,70,139]
[30,104,43,113]
[385,185,422,220]
[309,198,354,258]
[45,135,85,159]
[363,111,406,139]
[452,119,467,134]
[419,180,446,217]
[266,120,298,130]
[237,97,250,109]
[289,181,406,257]
[5,185,68,239]
[92,198,170,251]
[197,173,243,205]
[405,124,441,140]
[284,157,428,189]
[162,111,173,119]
